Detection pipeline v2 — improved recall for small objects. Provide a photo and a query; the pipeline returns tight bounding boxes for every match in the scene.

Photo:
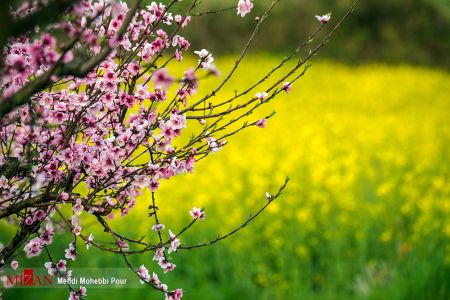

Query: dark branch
[179,177,290,250]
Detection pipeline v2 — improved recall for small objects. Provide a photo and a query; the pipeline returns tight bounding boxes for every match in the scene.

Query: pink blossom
[117,239,129,250]
[160,284,168,292]
[149,178,160,192]
[85,233,94,250]
[189,207,205,220]
[153,69,174,90]
[152,223,165,232]
[60,192,69,201]
[24,237,44,257]
[137,265,150,283]
[65,242,76,261]
[186,156,195,173]
[25,216,34,225]
[256,119,267,128]
[167,113,186,130]
[40,226,54,245]
[79,286,87,297]
[205,134,222,154]
[207,64,221,77]
[33,209,46,221]
[166,289,183,300]
[168,230,180,254]
[103,69,117,82]
[134,175,151,188]
[41,34,56,49]
[44,261,56,276]
[315,13,331,24]
[161,125,176,140]
[150,272,160,286]
[71,216,82,235]
[282,81,292,93]
[72,199,84,215]
[255,92,268,101]
[181,68,198,90]
[128,61,141,76]
[175,49,183,61]
[0,176,8,188]
[175,15,191,28]
[7,54,26,72]
[153,247,165,262]
[194,49,214,70]
[63,51,74,63]
[57,259,67,272]
[237,0,254,17]
[109,19,121,32]
[11,260,19,270]
[68,291,80,300]
[162,261,176,273]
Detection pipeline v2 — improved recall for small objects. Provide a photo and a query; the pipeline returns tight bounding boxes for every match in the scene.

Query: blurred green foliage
[4,0,448,67]
[182,0,450,68]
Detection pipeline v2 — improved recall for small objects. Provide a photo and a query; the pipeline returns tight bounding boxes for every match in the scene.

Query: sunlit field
[5,56,450,299]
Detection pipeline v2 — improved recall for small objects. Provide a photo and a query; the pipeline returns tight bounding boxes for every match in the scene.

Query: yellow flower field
[149,56,450,299]
[5,56,450,299]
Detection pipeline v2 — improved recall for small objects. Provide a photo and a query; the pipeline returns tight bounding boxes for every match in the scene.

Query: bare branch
[179,177,290,250]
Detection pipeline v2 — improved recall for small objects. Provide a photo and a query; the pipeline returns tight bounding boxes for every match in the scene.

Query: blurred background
[183,0,450,68]
[3,0,450,299]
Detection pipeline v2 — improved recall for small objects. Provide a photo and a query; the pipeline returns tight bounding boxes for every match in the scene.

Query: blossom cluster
[0,0,212,297]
